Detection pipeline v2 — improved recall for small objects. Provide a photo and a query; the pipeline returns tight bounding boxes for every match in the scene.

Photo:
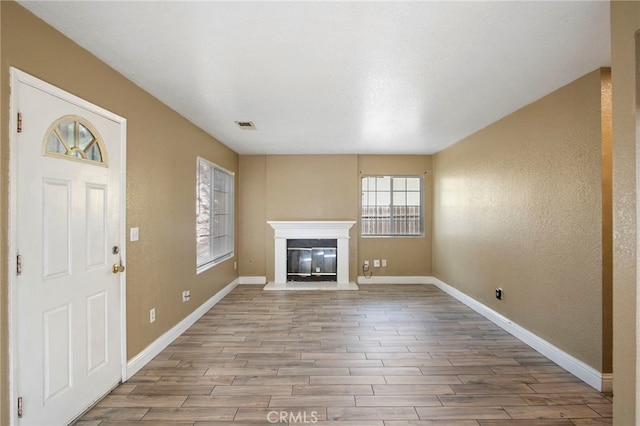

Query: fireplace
[266,221,357,290]
[287,239,337,281]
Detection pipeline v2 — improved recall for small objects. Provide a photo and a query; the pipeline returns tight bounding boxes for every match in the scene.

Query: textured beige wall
[0,3,239,421]
[265,155,359,282]
[600,69,613,379]
[357,155,432,278]
[237,154,434,282]
[611,2,640,423]
[124,107,238,359]
[238,156,268,277]
[433,70,604,371]
[265,155,359,221]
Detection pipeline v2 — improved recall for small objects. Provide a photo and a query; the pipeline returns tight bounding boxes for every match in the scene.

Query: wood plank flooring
[76,284,612,425]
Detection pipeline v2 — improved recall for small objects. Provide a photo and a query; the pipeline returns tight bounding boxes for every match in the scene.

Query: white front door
[10,69,126,425]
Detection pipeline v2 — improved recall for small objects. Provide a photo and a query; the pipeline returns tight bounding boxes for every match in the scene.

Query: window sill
[361,234,425,239]
[197,253,234,275]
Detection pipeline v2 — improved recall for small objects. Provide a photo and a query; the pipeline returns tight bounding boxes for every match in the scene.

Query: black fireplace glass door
[287,247,312,276]
[287,239,338,281]
[312,248,336,275]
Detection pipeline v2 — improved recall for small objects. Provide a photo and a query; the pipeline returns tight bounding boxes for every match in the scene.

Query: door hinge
[17,396,23,418]
[17,112,22,133]
[16,254,22,276]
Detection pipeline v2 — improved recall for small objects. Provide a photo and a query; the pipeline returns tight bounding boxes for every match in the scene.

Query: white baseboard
[239,276,267,284]
[125,278,240,380]
[357,276,430,285]
[429,276,608,392]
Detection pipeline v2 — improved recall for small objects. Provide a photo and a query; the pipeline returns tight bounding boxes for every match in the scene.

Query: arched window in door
[44,115,108,166]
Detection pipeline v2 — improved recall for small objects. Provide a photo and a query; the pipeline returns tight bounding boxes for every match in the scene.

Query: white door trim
[7,67,127,425]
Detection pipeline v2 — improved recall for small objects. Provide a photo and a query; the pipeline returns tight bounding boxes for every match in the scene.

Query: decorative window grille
[361,175,423,236]
[196,157,234,272]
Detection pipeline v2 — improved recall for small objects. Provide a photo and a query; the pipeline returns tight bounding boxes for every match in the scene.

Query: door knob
[112,261,125,274]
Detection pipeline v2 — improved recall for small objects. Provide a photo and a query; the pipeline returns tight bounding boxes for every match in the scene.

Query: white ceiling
[18,1,610,155]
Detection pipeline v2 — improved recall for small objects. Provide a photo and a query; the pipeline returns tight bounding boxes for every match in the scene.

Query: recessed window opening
[361,175,424,237]
[196,157,234,273]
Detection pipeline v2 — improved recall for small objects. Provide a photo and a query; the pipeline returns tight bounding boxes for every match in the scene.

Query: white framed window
[196,157,234,273]
[361,175,424,237]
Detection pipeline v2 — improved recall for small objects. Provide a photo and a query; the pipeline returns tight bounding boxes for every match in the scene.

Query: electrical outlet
[182,290,191,302]
[495,288,503,300]
[364,260,369,268]
[149,308,156,323]
[381,259,387,267]
[373,259,381,268]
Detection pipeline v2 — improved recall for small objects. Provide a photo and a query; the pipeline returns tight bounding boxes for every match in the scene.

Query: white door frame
[7,67,128,425]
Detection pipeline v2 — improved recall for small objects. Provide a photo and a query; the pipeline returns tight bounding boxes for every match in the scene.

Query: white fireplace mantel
[267,220,357,290]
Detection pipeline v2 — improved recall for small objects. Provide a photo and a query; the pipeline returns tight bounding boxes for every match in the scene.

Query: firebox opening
[287,239,337,282]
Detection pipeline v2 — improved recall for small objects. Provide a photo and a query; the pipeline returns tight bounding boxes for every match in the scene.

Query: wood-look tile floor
[76,285,612,425]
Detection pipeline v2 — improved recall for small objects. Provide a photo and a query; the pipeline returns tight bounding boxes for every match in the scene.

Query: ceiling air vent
[235,121,256,130]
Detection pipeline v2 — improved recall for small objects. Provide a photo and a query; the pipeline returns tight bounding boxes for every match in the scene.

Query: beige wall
[433,70,606,371]
[266,155,360,281]
[357,155,433,278]
[0,3,239,422]
[238,156,268,277]
[237,154,433,282]
[611,1,640,424]
[600,68,613,385]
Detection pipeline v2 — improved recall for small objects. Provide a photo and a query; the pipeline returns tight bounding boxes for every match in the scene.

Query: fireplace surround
[266,220,357,290]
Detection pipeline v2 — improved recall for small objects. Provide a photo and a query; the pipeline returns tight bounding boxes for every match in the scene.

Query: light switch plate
[130,227,139,242]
